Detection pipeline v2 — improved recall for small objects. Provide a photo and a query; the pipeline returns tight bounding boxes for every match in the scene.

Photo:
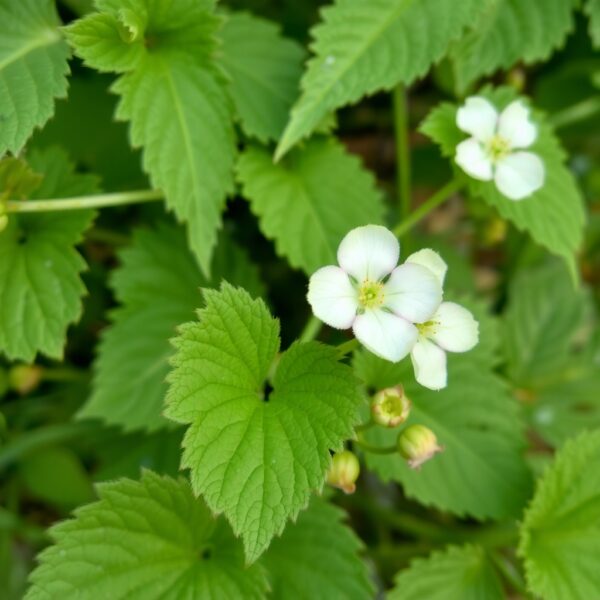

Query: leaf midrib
[0,27,61,72]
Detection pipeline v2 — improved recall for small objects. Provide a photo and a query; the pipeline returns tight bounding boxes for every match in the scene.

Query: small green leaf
[388,545,504,600]
[451,0,578,92]
[421,87,586,277]
[26,471,269,600]
[0,0,69,154]
[355,353,532,519]
[237,137,384,274]
[0,149,98,362]
[81,223,264,432]
[220,12,305,142]
[165,284,363,562]
[276,0,484,158]
[263,497,374,599]
[519,430,600,600]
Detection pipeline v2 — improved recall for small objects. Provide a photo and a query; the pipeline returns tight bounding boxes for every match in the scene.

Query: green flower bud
[8,364,43,395]
[397,424,443,470]
[327,450,360,494]
[371,385,411,428]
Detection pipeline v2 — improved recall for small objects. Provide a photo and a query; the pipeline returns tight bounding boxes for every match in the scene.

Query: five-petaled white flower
[307,225,479,389]
[455,96,545,201]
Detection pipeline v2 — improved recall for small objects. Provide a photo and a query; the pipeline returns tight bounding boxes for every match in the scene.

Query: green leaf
[388,545,504,600]
[81,223,264,432]
[0,0,69,154]
[66,0,236,275]
[263,497,373,599]
[237,137,384,274]
[451,0,578,92]
[275,0,484,158]
[355,352,532,519]
[220,12,305,142]
[519,430,600,600]
[586,0,600,46]
[421,87,586,277]
[26,471,269,600]
[0,148,98,362]
[165,284,363,562]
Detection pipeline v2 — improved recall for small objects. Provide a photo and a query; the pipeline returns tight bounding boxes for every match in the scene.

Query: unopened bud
[397,424,443,470]
[327,450,360,494]
[371,385,411,428]
[8,364,43,395]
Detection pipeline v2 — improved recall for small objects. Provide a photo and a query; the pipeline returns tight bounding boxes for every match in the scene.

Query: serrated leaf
[220,12,305,142]
[519,430,600,600]
[275,0,484,158]
[237,137,384,274]
[451,0,578,92]
[0,148,97,362]
[66,0,236,275]
[388,545,504,600]
[0,0,69,155]
[0,157,43,199]
[263,497,373,599]
[586,0,600,46]
[26,471,269,600]
[81,223,264,433]
[355,352,532,519]
[165,284,363,562]
[421,87,586,277]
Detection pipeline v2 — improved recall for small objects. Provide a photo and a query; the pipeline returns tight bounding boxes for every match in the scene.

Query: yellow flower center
[358,280,385,309]
[416,320,439,337]
[486,135,511,162]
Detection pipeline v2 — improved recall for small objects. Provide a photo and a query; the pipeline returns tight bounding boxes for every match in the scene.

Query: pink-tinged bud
[8,364,43,395]
[371,386,411,428]
[327,450,360,494]
[397,424,443,470]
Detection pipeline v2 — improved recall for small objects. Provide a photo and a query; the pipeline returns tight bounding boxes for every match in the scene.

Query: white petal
[383,264,442,323]
[430,302,479,353]
[337,225,399,282]
[410,338,447,390]
[307,266,358,329]
[353,309,417,363]
[498,100,537,149]
[455,138,493,181]
[405,249,448,286]
[456,96,498,142]
[494,151,545,200]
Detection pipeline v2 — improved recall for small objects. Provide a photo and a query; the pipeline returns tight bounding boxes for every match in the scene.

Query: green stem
[355,418,375,432]
[491,551,530,597]
[5,189,163,213]
[299,315,322,343]
[355,440,397,455]
[336,338,359,358]
[393,84,411,218]
[41,367,89,383]
[550,96,600,130]
[393,179,464,237]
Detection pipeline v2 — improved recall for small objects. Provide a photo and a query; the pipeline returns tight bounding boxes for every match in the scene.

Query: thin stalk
[393,179,463,237]
[355,440,397,455]
[491,551,530,597]
[336,338,359,358]
[298,315,322,343]
[393,84,411,218]
[5,189,163,213]
[355,418,375,432]
[550,96,600,130]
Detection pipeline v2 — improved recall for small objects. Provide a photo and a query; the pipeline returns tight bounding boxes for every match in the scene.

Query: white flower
[307,225,443,363]
[408,257,479,390]
[455,96,545,201]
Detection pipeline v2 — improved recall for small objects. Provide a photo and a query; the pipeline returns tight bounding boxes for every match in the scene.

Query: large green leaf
[421,87,586,277]
[0,0,69,154]
[275,0,483,158]
[165,284,363,562]
[519,430,600,600]
[66,0,236,275]
[0,149,97,361]
[451,0,578,92]
[263,497,373,599]
[26,471,269,599]
[81,223,264,432]
[237,137,384,274]
[220,12,304,142]
[355,351,532,519]
[389,545,504,600]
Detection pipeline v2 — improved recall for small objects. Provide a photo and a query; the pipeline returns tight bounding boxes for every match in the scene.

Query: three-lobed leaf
[165,284,363,562]
[0,0,69,154]
[519,430,600,600]
[237,137,384,274]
